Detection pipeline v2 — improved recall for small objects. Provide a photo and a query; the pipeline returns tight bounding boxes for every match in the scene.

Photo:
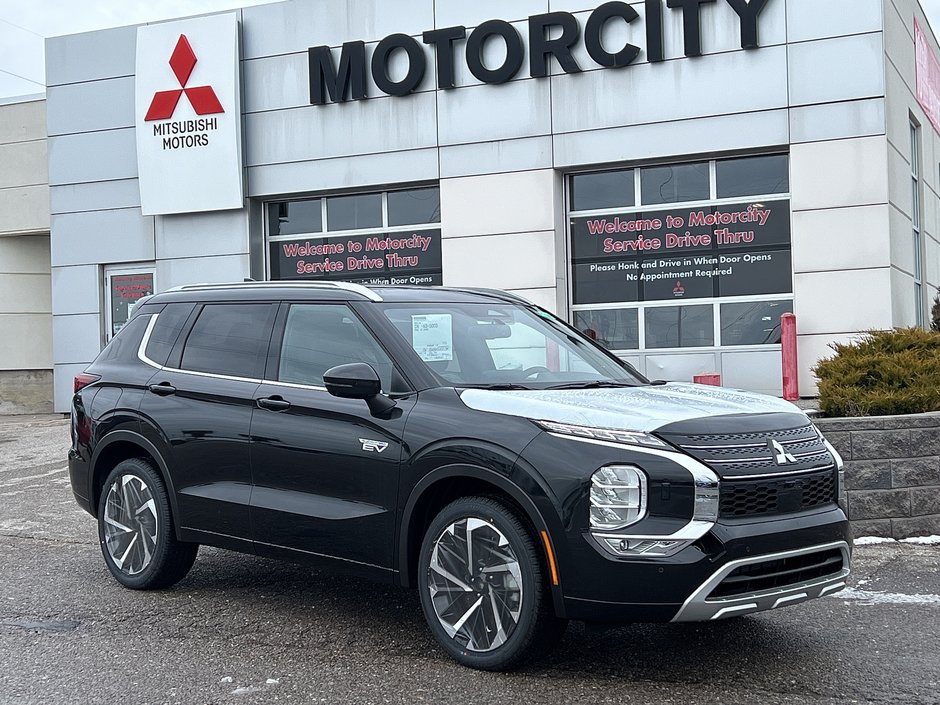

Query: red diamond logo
[144,34,225,122]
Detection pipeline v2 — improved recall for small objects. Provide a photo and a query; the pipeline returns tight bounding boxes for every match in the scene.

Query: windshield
[379,302,647,389]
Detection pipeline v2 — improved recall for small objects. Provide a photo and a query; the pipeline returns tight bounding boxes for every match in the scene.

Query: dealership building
[12,0,940,412]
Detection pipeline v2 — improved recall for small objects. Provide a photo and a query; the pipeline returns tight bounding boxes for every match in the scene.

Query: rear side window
[145,303,195,367]
[95,312,153,364]
[180,304,277,379]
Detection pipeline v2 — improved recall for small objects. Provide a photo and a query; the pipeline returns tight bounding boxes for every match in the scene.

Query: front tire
[417,496,567,670]
[97,458,198,590]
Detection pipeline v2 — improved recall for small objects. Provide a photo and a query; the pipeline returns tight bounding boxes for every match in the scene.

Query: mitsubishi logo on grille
[769,439,797,466]
[144,35,225,121]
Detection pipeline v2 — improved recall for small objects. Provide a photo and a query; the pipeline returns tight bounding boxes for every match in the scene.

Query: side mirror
[323,362,397,417]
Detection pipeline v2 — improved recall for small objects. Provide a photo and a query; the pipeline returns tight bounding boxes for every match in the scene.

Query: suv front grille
[708,547,845,599]
[719,469,837,518]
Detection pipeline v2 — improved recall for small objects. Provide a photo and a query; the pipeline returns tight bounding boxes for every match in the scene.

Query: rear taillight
[74,373,100,393]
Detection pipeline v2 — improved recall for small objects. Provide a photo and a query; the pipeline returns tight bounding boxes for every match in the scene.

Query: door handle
[257,396,291,412]
[147,383,177,396]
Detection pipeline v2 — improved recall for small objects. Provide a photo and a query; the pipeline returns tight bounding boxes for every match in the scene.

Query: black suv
[69,282,851,670]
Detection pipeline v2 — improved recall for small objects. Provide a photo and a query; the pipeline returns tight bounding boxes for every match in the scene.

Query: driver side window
[278,304,396,391]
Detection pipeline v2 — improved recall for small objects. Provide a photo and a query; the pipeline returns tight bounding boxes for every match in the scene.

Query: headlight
[590,465,647,530]
[823,437,848,511]
[536,420,669,450]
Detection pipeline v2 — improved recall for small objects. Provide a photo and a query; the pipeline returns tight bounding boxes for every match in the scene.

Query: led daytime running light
[536,420,669,449]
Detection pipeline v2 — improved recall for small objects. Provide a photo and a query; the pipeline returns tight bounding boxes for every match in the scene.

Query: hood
[458,383,804,433]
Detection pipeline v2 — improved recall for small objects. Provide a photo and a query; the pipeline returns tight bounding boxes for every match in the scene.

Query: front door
[249,302,414,575]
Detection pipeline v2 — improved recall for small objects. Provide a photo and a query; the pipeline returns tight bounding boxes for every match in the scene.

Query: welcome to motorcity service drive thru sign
[135,13,243,216]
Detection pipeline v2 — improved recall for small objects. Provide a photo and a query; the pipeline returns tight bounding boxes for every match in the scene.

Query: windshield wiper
[459,383,532,391]
[545,381,639,390]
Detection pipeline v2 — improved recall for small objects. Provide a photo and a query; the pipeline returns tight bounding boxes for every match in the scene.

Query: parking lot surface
[1,414,939,705]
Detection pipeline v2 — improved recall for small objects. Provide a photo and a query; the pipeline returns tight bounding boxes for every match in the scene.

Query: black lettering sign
[307,0,776,104]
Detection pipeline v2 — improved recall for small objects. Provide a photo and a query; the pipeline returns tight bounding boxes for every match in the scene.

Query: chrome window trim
[723,464,835,481]
[166,281,383,302]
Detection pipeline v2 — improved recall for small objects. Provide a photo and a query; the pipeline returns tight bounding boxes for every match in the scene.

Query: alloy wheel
[102,474,159,576]
[427,517,524,652]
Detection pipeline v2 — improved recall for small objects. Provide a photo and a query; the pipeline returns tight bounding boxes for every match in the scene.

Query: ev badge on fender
[770,439,797,465]
[360,438,389,453]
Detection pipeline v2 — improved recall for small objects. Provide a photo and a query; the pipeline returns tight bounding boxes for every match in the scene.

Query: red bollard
[781,312,799,401]
[693,373,721,386]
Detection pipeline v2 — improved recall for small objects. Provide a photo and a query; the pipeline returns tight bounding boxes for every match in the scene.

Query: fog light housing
[590,465,647,530]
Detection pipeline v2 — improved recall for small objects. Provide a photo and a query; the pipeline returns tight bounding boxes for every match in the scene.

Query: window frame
[103,264,156,343]
[911,120,925,328]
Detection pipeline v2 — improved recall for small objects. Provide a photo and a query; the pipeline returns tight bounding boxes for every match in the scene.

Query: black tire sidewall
[417,497,547,671]
[96,458,176,590]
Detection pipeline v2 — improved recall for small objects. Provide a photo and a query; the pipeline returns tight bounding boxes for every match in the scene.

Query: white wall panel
[791,205,891,273]
[156,209,249,260]
[551,45,787,134]
[788,33,885,107]
[50,209,154,268]
[442,231,556,289]
[50,179,141,216]
[793,268,893,335]
[248,148,440,198]
[45,26,137,86]
[787,0,883,43]
[245,93,437,166]
[51,265,100,316]
[645,353,719,384]
[0,314,52,369]
[0,185,50,235]
[48,129,138,185]
[0,235,49,274]
[0,274,50,314]
[436,0,546,28]
[46,77,135,137]
[890,266,919,328]
[52,313,102,365]
[720,350,784,397]
[553,109,788,168]
[789,99,886,144]
[437,79,552,145]
[440,170,556,238]
[797,332,862,395]
[242,0,434,59]
[791,136,889,212]
[0,99,45,144]
[54,363,90,413]
[155,254,250,290]
[0,141,47,188]
[505,286,558,313]
[440,136,552,179]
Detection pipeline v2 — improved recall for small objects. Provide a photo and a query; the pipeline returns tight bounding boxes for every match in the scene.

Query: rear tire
[418,496,567,670]
[97,458,198,590]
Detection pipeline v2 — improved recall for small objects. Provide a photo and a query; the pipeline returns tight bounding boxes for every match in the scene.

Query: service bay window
[266,186,443,286]
[568,154,793,354]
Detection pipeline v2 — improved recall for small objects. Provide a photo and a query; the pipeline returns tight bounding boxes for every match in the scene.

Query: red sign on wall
[916,19,940,135]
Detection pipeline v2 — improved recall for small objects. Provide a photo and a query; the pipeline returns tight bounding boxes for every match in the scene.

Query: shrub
[814,328,940,417]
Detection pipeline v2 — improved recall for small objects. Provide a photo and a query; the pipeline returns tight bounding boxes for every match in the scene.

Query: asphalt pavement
[1,414,939,705]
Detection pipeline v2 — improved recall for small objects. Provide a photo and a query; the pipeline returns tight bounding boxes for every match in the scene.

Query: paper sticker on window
[412,314,453,362]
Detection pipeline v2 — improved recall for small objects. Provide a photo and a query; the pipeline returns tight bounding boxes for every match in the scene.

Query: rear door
[248,302,415,575]
[138,301,277,550]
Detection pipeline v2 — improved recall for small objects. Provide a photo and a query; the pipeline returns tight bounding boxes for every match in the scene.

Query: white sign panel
[135,13,243,215]
[412,314,454,362]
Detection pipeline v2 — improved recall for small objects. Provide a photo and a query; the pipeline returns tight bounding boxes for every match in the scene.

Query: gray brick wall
[815,413,940,539]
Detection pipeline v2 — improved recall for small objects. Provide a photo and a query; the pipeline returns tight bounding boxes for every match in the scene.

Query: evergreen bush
[814,328,940,417]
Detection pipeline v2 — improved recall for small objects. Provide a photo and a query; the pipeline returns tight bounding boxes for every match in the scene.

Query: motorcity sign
[570,200,792,304]
[135,13,243,216]
[308,0,772,104]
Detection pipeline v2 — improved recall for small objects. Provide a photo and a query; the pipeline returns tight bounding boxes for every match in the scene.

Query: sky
[3,0,940,99]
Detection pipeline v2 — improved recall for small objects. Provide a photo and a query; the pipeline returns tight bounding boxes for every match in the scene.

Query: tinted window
[388,187,441,226]
[573,309,639,350]
[645,305,714,349]
[326,193,382,231]
[641,163,709,205]
[145,302,195,366]
[96,312,153,364]
[720,300,792,346]
[268,199,322,236]
[571,170,634,211]
[278,304,394,391]
[716,155,789,199]
[180,304,277,379]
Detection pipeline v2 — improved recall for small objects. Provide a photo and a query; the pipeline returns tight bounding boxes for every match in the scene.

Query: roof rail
[163,281,383,302]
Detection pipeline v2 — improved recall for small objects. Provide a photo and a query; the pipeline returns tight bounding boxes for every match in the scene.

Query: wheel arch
[89,430,179,525]
[398,464,566,616]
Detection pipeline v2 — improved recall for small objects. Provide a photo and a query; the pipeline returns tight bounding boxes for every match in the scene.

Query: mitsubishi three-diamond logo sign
[145,35,224,122]
[135,13,243,216]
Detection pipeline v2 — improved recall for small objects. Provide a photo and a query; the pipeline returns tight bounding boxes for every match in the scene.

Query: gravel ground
[1,414,938,705]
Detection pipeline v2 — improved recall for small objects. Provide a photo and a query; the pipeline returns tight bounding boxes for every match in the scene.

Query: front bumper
[670,540,850,622]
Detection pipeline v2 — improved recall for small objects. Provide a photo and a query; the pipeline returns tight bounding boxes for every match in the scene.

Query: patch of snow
[219,677,233,683]
[831,587,940,605]
[853,536,896,545]
[900,535,940,545]
[266,678,280,685]
[231,686,262,696]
